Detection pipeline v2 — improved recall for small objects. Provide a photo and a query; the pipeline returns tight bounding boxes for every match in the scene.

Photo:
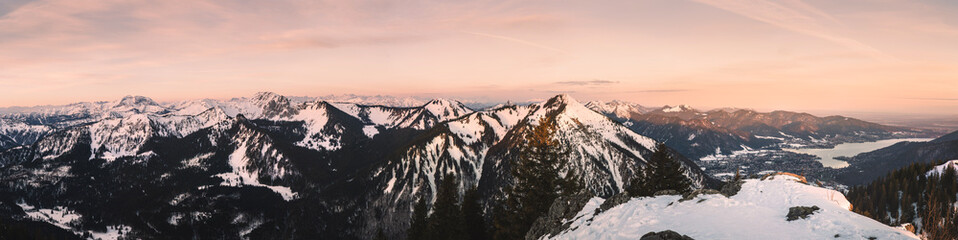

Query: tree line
[846,160,958,239]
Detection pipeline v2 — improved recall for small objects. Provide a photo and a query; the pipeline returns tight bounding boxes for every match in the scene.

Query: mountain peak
[661,104,694,113]
[250,92,298,119]
[253,92,286,102]
[423,98,471,121]
[585,100,651,118]
[545,94,582,108]
[116,95,159,107]
[424,98,458,106]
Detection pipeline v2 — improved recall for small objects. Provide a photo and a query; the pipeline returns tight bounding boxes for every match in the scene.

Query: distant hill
[836,130,958,185]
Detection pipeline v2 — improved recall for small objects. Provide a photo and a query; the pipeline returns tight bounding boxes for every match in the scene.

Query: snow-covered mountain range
[0,92,719,239]
[584,100,937,160]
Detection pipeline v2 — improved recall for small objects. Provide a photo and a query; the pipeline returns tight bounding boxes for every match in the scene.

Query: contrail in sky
[693,0,898,62]
[461,31,568,54]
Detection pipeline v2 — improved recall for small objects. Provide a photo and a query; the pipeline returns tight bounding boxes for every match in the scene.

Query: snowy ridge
[422,98,473,122]
[660,104,694,113]
[316,94,427,107]
[26,127,88,161]
[88,109,232,160]
[2,106,233,164]
[585,100,652,119]
[251,92,299,119]
[329,103,431,130]
[88,114,166,161]
[502,94,669,195]
[550,176,918,240]
[0,95,169,121]
[378,105,528,201]
[155,107,232,137]
[557,95,658,187]
[272,99,476,151]
[362,104,530,238]
[290,102,341,150]
[215,121,299,201]
[0,119,52,150]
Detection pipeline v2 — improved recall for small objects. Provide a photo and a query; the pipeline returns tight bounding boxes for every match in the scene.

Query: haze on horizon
[1,0,957,116]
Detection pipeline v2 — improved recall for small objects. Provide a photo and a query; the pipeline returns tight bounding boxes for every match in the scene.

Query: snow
[549,177,917,240]
[363,106,396,126]
[182,152,213,169]
[584,100,650,118]
[16,202,133,239]
[215,145,298,201]
[317,94,427,107]
[16,202,81,230]
[173,103,213,116]
[515,95,666,193]
[447,115,485,145]
[699,147,769,161]
[329,102,362,119]
[292,102,340,150]
[88,225,133,240]
[423,99,472,122]
[88,114,158,161]
[363,125,380,138]
[755,135,786,141]
[385,177,397,193]
[661,104,692,113]
[926,159,958,177]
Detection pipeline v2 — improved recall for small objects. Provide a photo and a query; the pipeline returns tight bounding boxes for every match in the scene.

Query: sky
[1,0,957,116]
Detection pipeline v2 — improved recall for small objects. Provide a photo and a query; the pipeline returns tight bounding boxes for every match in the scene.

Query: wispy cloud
[692,0,897,61]
[625,89,689,93]
[461,31,567,54]
[0,0,35,17]
[903,97,958,101]
[555,79,619,86]
[260,31,421,50]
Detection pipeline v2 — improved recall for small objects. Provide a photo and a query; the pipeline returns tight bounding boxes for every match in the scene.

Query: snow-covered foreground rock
[550,176,917,240]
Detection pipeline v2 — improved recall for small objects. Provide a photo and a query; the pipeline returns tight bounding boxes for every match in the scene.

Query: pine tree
[494,117,573,240]
[426,174,467,240]
[626,168,654,197]
[646,143,692,194]
[374,228,387,240]
[462,187,487,240]
[492,189,523,240]
[407,195,429,240]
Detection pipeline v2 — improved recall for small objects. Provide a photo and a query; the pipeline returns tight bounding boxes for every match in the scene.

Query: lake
[784,138,934,168]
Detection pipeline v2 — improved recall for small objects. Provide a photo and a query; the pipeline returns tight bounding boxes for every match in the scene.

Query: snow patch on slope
[16,202,81,230]
[216,145,298,201]
[661,104,692,113]
[926,159,958,177]
[550,177,917,240]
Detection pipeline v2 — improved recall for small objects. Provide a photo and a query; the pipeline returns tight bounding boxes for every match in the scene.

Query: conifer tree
[492,196,521,240]
[494,117,573,240]
[426,174,466,240]
[374,228,387,240]
[627,168,654,197]
[462,187,487,240]
[646,143,692,194]
[407,195,429,240]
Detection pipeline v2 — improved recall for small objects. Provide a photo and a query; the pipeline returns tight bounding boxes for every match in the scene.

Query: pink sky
[1,0,957,116]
